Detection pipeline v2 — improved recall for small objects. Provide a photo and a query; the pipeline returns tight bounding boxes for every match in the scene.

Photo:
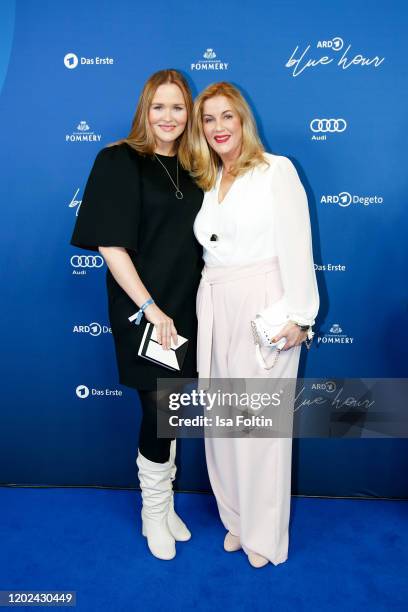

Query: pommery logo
[285,36,385,77]
[317,323,354,345]
[76,120,89,132]
[65,121,102,142]
[191,48,229,71]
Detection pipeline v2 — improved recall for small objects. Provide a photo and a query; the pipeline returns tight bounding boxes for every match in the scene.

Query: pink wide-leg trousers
[196,257,301,565]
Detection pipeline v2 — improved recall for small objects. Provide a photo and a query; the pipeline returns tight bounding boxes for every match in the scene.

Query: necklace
[154,154,184,199]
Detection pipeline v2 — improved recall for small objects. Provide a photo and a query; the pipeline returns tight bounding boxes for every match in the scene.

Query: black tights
[138,390,175,464]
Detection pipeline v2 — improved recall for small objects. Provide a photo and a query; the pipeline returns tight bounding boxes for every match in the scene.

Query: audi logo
[71,255,104,268]
[310,119,347,133]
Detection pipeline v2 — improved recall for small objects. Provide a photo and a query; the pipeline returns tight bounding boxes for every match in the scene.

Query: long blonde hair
[111,69,194,170]
[190,82,267,191]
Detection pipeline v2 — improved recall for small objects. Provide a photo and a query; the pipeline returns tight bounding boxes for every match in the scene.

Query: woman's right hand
[144,303,178,350]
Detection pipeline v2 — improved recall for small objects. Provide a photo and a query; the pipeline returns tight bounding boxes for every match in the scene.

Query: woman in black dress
[70,69,203,561]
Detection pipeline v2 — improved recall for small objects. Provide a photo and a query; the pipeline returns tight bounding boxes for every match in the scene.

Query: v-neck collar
[216,168,240,205]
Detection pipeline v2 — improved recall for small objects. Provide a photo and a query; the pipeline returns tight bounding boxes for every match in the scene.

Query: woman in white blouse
[191,82,319,568]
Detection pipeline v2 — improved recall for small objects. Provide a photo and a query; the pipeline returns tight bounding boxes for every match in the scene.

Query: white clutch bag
[138,323,189,371]
[250,297,289,370]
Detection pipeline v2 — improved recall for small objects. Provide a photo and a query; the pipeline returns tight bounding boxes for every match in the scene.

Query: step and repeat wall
[1,0,407,496]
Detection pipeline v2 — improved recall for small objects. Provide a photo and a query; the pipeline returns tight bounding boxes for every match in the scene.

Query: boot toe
[148,542,176,560]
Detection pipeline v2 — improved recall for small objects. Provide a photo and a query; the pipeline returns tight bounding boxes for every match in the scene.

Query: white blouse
[193,153,319,326]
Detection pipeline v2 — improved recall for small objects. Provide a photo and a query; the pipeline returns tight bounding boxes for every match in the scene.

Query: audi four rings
[70,255,104,268]
[310,119,347,132]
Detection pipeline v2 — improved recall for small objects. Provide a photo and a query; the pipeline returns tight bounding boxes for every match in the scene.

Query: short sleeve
[70,144,141,253]
[272,156,319,326]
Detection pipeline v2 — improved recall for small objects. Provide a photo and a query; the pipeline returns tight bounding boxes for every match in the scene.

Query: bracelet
[295,323,311,332]
[303,328,315,349]
[290,321,315,349]
[128,298,155,325]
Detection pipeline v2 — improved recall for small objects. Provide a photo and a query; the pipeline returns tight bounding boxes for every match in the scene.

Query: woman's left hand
[271,321,308,351]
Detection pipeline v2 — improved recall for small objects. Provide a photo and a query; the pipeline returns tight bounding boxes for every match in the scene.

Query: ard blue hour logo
[285,36,385,77]
[68,188,82,215]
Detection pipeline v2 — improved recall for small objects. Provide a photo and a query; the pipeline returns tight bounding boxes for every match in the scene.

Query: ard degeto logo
[191,48,229,71]
[321,192,384,207]
[64,53,79,69]
[285,37,385,77]
[73,323,112,336]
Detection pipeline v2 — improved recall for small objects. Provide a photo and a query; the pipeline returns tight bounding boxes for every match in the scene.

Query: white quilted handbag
[250,296,289,369]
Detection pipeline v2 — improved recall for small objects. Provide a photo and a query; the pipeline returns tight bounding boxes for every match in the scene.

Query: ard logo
[64,52,79,69]
[311,381,337,392]
[317,37,344,51]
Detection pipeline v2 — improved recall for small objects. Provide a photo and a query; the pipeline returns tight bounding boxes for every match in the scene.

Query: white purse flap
[256,296,289,347]
[149,324,188,349]
[138,323,188,371]
[258,296,290,327]
[251,296,289,362]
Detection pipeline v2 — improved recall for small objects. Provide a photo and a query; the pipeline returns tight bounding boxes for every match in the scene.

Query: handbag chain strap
[251,320,315,369]
[251,320,281,369]
[255,344,281,369]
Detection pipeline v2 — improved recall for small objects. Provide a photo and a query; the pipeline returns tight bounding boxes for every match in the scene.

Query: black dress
[70,143,204,390]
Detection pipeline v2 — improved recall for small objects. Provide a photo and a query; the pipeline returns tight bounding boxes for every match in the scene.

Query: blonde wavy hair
[190,82,267,191]
[111,69,194,170]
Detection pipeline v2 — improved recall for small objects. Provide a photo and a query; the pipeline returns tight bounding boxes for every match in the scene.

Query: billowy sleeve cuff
[272,156,319,327]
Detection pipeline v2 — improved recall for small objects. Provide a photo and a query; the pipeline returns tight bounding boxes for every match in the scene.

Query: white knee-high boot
[136,450,176,560]
[167,439,191,541]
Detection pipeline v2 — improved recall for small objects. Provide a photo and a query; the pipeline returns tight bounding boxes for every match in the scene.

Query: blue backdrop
[1,0,407,497]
